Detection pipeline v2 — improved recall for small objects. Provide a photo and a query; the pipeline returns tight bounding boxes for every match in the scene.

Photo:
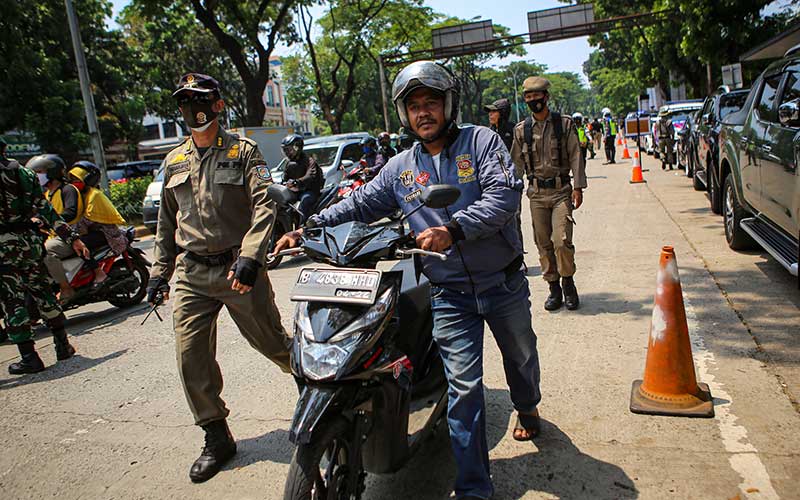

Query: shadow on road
[0,349,128,390]
[226,428,294,469]
[571,292,652,317]
[362,387,637,499]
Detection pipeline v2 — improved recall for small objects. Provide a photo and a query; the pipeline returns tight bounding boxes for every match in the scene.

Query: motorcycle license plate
[291,268,382,305]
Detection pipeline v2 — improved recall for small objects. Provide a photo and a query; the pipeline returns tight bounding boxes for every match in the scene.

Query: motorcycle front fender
[289,385,349,445]
[127,246,151,266]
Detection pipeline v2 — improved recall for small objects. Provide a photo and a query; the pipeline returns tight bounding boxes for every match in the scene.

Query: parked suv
[693,87,749,193]
[717,47,800,280]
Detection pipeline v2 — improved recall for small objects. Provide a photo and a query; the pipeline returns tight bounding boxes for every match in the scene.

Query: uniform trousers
[528,183,576,282]
[172,254,291,425]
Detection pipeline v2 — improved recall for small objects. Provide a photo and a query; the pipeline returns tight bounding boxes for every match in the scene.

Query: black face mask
[527,98,546,114]
[180,99,219,130]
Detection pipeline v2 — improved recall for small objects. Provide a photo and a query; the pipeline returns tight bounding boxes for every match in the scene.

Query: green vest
[577,127,587,143]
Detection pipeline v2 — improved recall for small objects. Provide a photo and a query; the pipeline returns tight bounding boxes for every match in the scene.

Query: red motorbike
[56,226,150,311]
[334,159,371,203]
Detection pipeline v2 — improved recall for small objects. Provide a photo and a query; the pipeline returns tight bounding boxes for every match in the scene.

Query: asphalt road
[1,147,798,499]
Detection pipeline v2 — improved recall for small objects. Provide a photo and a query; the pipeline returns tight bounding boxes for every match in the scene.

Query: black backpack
[523,112,563,175]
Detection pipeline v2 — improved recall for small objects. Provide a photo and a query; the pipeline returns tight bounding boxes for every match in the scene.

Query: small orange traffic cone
[616,134,623,146]
[629,152,645,184]
[630,246,714,418]
[622,140,631,159]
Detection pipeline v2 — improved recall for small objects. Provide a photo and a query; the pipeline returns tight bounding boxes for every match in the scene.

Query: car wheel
[723,175,756,250]
[709,168,722,214]
[692,168,705,191]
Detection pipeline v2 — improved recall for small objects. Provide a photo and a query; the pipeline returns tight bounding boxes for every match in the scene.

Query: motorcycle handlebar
[395,248,447,261]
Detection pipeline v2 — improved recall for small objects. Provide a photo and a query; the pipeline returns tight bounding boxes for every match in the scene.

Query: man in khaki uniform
[510,76,587,311]
[147,73,291,483]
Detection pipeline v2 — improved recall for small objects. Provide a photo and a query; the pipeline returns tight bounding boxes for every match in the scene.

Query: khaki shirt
[510,112,587,189]
[151,128,276,281]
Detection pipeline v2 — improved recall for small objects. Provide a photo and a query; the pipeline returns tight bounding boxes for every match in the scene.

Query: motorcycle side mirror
[421,184,461,209]
[703,113,713,125]
[340,160,354,170]
[267,183,294,205]
[778,99,800,128]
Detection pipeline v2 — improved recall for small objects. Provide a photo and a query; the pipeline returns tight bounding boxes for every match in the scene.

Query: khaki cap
[523,76,550,93]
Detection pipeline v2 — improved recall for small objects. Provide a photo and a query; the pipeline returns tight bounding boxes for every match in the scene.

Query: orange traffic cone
[616,134,623,146]
[629,152,645,184]
[622,140,631,159]
[630,246,714,418]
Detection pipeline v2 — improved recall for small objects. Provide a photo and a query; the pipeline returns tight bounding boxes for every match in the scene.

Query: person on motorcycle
[363,132,396,177]
[275,60,541,500]
[67,162,127,286]
[28,155,84,301]
[281,133,322,222]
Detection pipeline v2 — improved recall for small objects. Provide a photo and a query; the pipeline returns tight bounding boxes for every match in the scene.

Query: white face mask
[37,173,49,187]
[190,121,214,133]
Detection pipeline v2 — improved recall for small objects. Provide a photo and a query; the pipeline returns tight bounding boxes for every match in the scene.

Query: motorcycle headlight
[328,287,395,342]
[295,287,396,381]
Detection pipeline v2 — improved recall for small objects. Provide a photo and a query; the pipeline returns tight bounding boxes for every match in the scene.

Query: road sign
[432,20,496,59]
[722,63,744,89]
[528,3,595,43]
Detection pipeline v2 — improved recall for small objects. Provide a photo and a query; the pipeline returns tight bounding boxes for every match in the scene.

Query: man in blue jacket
[274,61,541,500]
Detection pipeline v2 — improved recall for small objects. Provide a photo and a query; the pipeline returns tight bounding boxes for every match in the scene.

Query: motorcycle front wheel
[283,417,363,500]
[107,257,149,308]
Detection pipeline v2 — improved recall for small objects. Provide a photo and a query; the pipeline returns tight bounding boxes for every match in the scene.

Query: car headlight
[143,195,154,208]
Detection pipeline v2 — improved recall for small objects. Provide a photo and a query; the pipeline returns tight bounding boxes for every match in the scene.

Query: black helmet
[281,133,304,160]
[391,61,460,130]
[27,154,67,182]
[70,160,101,188]
[359,136,377,147]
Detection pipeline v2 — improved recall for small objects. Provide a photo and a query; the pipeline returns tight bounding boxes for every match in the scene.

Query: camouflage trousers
[0,233,62,343]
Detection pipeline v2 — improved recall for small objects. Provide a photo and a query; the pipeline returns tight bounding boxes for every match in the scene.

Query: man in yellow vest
[28,155,84,301]
[601,107,617,164]
[572,112,590,163]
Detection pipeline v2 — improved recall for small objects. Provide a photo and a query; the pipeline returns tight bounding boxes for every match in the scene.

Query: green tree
[129,0,299,126]
[0,0,144,159]
[482,60,548,123]
[287,0,435,134]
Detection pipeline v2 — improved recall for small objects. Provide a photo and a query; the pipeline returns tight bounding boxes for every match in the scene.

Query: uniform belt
[527,175,571,189]
[0,221,39,234]
[180,247,237,267]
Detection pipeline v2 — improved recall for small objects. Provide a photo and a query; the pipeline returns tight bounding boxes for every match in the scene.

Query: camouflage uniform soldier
[148,73,291,483]
[0,143,87,374]
[510,76,587,311]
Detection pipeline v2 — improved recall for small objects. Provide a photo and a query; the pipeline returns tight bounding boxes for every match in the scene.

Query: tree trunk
[245,79,267,126]
[706,62,713,96]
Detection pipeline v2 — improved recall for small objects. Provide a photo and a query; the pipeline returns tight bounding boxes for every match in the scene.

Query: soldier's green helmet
[27,154,67,182]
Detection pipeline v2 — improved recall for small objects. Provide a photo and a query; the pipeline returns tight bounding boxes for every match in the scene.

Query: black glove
[146,277,170,304]
[229,256,260,287]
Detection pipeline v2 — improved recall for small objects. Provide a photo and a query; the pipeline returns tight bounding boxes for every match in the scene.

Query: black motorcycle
[270,185,460,500]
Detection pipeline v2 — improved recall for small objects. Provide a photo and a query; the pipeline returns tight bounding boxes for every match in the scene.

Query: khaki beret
[523,76,551,93]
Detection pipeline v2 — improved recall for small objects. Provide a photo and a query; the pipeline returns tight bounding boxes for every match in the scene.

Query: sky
[109,0,796,86]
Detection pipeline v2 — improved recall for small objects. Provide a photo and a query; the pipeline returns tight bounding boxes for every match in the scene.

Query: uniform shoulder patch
[169,152,187,165]
[248,158,273,184]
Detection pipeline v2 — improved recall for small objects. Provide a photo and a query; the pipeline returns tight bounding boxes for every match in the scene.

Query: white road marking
[684,296,779,499]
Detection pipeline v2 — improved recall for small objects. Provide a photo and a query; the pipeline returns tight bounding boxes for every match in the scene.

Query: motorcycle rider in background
[67,162,127,287]
[281,134,322,223]
[28,154,84,301]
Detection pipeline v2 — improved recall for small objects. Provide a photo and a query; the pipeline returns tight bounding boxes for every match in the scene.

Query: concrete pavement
[0,148,798,499]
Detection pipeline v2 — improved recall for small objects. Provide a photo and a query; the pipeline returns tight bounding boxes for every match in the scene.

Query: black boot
[189,419,237,483]
[8,340,45,375]
[48,314,75,361]
[544,280,563,311]
[562,276,580,310]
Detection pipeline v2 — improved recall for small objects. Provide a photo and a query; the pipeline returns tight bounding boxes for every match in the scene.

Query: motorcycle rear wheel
[266,221,288,270]
[283,417,363,500]
[107,258,149,308]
